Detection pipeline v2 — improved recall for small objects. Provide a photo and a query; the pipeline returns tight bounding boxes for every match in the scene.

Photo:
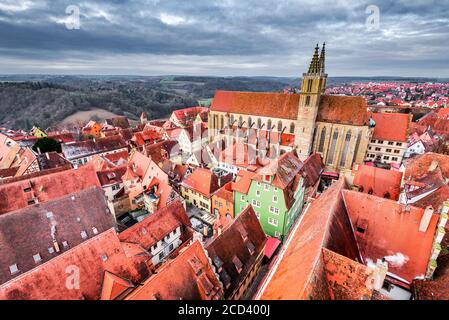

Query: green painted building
[232,152,306,240]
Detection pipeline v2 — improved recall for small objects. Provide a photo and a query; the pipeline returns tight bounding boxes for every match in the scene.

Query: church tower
[295,43,328,160]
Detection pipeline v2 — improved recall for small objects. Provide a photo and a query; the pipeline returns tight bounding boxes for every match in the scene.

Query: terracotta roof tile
[343,190,438,285]
[205,206,266,299]
[353,165,403,200]
[317,95,369,126]
[211,90,300,120]
[118,200,191,250]
[0,229,151,300]
[62,136,127,161]
[371,113,410,142]
[0,186,114,285]
[182,168,232,197]
[124,241,223,300]
[0,164,101,214]
[259,179,361,300]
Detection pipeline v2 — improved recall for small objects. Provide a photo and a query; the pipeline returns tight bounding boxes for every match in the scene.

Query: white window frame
[268,217,278,227]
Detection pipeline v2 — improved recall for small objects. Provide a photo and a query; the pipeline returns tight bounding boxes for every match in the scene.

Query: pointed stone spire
[319,42,326,74]
[307,44,321,74]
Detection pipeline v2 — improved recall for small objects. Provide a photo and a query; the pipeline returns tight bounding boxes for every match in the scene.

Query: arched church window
[238,116,243,127]
[305,96,311,106]
[339,130,352,168]
[318,127,326,153]
[257,118,262,129]
[307,79,313,92]
[278,121,283,132]
[220,115,224,129]
[248,117,253,128]
[290,123,295,134]
[327,129,338,165]
[267,119,272,130]
[352,131,362,165]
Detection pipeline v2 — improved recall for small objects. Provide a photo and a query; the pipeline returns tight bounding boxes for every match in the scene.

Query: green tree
[32,137,62,154]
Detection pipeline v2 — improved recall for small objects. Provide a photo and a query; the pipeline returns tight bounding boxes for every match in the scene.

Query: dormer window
[33,254,42,264]
[9,264,19,275]
[232,256,243,274]
[246,241,256,255]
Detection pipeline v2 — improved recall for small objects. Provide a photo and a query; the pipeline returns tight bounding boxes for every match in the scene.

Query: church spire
[319,42,326,74]
[307,44,320,74]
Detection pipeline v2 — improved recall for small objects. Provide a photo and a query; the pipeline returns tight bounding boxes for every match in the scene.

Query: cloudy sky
[0,0,448,77]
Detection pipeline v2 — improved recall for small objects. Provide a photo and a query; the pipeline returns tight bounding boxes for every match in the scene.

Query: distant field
[61,109,121,124]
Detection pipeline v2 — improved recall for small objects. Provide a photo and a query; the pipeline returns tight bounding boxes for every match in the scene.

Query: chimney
[37,147,42,155]
[53,240,60,253]
[428,160,439,172]
[419,206,434,233]
[372,259,388,291]
[45,152,50,160]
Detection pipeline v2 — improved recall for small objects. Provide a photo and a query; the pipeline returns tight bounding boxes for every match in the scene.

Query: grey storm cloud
[0,0,448,76]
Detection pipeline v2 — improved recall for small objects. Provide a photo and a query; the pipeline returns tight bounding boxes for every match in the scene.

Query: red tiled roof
[213,182,233,203]
[124,241,223,300]
[0,229,151,300]
[61,136,127,160]
[0,187,114,285]
[300,153,324,188]
[413,254,449,300]
[205,206,266,299]
[255,151,304,190]
[100,271,135,300]
[183,168,232,198]
[232,170,256,195]
[144,140,180,165]
[97,166,127,186]
[172,107,209,126]
[353,165,403,201]
[259,179,361,300]
[343,190,438,285]
[118,200,191,250]
[371,113,410,142]
[317,95,369,126]
[404,153,449,181]
[321,248,378,300]
[0,164,101,214]
[211,90,300,120]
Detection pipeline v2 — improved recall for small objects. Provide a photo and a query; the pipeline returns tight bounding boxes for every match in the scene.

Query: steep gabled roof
[353,165,403,201]
[118,200,191,250]
[0,229,151,300]
[343,190,438,285]
[205,206,266,299]
[182,168,232,197]
[62,136,127,160]
[211,90,300,120]
[255,151,304,189]
[124,241,223,300]
[371,112,410,142]
[258,179,362,300]
[0,186,115,285]
[0,164,101,214]
[317,95,369,126]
